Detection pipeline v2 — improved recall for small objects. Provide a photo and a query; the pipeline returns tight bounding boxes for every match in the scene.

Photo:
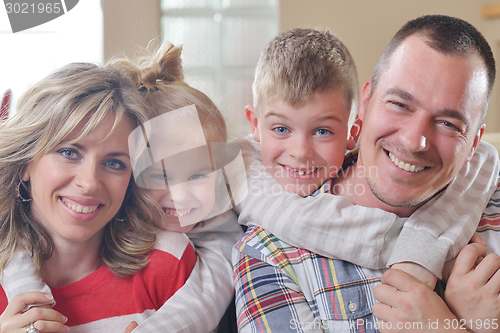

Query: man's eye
[390,101,407,109]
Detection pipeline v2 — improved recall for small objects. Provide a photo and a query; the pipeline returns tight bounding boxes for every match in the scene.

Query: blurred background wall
[103,0,500,133]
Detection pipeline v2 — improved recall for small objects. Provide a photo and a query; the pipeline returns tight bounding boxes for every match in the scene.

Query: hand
[445,243,500,333]
[391,262,437,289]
[125,321,138,333]
[443,232,486,282]
[373,268,460,333]
[0,292,68,333]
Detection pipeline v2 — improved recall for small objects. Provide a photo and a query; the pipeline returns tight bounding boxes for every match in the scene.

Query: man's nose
[400,114,430,153]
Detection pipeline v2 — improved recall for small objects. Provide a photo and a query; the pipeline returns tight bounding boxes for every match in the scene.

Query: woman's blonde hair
[0,62,163,276]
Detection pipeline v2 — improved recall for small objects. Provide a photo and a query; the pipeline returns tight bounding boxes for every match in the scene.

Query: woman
[0,62,196,332]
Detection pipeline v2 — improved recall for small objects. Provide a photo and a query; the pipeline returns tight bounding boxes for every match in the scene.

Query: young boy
[232,27,498,332]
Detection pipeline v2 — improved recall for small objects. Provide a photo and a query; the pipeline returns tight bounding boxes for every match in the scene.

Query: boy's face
[246,90,356,197]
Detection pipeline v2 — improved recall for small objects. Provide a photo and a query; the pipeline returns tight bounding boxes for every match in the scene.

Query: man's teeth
[165,208,194,217]
[286,166,319,176]
[63,200,98,214]
[389,152,425,172]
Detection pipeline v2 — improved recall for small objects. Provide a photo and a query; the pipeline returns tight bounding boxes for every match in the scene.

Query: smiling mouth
[284,166,322,176]
[163,208,195,217]
[388,152,425,172]
[62,198,100,214]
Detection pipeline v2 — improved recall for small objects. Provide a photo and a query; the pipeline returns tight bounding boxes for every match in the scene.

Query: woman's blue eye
[104,159,126,170]
[57,148,79,160]
[316,129,330,136]
[274,127,288,134]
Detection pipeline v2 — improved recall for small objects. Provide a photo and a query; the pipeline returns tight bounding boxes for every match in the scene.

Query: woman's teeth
[63,200,98,213]
[389,152,425,172]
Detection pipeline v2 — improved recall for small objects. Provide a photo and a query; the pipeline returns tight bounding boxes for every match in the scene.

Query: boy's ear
[245,105,261,142]
[466,123,485,162]
[358,78,372,121]
[347,117,362,150]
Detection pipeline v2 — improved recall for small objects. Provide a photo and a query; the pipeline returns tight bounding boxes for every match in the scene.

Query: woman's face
[23,114,134,248]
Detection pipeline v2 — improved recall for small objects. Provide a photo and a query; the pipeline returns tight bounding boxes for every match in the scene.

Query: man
[234,14,499,332]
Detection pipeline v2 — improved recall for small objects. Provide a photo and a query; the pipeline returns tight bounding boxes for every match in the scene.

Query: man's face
[246,90,355,197]
[358,35,487,209]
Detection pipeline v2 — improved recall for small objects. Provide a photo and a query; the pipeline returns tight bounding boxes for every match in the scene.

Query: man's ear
[245,105,261,142]
[467,123,486,162]
[358,78,372,121]
[347,117,362,150]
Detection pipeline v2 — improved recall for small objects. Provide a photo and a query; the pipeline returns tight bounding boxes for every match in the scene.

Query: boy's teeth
[388,152,425,172]
[287,167,317,175]
[63,200,98,214]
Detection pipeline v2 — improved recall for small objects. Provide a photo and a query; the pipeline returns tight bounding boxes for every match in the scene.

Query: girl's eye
[189,174,207,181]
[315,129,331,137]
[104,159,127,170]
[153,173,167,179]
[273,126,289,134]
[57,148,79,160]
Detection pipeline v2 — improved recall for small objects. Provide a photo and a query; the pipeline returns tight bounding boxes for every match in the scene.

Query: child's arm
[387,141,499,278]
[132,210,242,333]
[238,137,499,278]
[0,251,55,309]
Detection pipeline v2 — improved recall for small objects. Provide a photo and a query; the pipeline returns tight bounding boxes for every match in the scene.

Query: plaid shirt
[233,225,384,333]
[232,153,381,333]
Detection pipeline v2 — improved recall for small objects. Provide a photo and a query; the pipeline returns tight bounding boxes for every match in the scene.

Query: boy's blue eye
[316,129,330,136]
[274,126,289,134]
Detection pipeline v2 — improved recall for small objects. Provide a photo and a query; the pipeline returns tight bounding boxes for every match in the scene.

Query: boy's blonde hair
[253,28,359,126]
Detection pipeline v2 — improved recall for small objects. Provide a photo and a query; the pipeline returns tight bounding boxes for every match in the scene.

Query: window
[0,0,103,114]
[161,0,279,137]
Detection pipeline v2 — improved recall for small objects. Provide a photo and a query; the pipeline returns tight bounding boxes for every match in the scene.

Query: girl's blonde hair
[0,62,163,276]
[112,42,227,148]
[110,41,230,220]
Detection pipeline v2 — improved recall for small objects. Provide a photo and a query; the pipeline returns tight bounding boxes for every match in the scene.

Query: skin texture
[445,243,500,333]
[0,115,134,333]
[367,36,492,332]
[246,90,357,197]
[337,35,485,218]
[144,150,218,233]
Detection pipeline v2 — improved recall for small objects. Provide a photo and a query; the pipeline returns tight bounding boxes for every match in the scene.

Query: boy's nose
[288,136,314,160]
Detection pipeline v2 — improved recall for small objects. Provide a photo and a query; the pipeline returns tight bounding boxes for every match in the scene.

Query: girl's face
[144,145,218,233]
[23,114,134,249]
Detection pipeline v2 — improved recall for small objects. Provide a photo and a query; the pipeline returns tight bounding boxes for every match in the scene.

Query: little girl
[1,42,244,333]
